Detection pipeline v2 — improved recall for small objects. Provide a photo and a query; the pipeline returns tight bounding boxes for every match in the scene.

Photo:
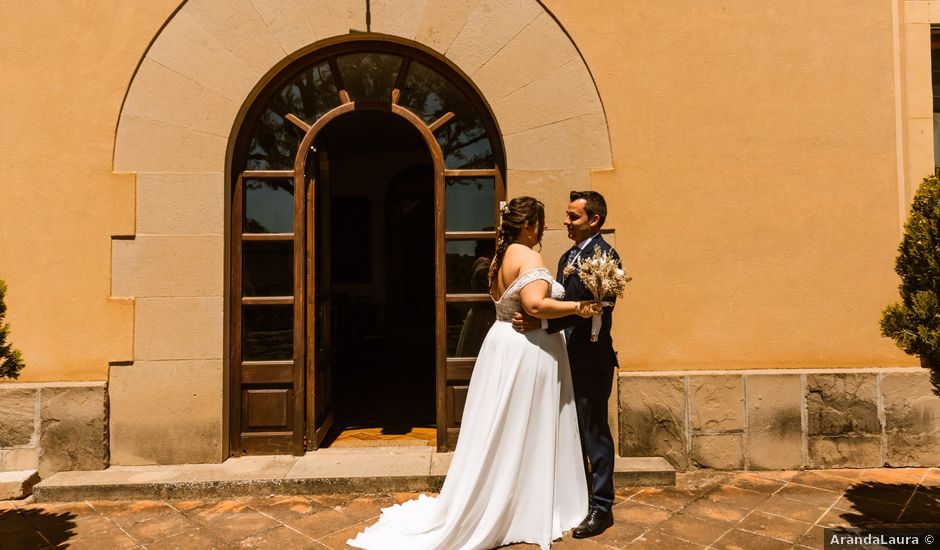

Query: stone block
[472,12,579,101]
[906,116,935,195]
[248,0,319,56]
[904,22,933,118]
[504,112,612,171]
[0,470,40,500]
[538,229,574,276]
[370,0,430,41]
[746,374,803,470]
[109,360,223,465]
[183,0,287,74]
[882,371,940,466]
[806,373,879,436]
[612,456,676,486]
[38,383,108,477]
[691,434,743,470]
[689,375,743,431]
[619,375,687,469]
[112,235,224,298]
[305,0,366,40]
[905,0,929,23]
[136,173,225,235]
[114,114,227,173]
[0,387,37,447]
[1,447,37,472]
[808,435,882,468]
[447,0,543,75]
[134,297,224,361]
[286,447,432,478]
[493,58,602,135]
[144,10,259,102]
[122,58,239,138]
[415,0,480,54]
[506,170,591,227]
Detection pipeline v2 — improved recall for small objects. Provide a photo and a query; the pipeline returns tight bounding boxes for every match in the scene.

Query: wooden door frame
[229,39,506,456]
[294,101,446,452]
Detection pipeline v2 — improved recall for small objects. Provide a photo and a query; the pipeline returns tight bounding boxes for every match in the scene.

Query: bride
[347,197,602,550]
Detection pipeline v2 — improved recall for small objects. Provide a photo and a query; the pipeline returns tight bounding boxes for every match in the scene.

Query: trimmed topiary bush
[881,174,940,395]
[0,279,25,379]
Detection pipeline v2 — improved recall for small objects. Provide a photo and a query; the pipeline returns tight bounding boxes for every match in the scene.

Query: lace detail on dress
[495,267,565,322]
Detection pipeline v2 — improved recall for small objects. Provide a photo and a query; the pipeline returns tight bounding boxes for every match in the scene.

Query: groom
[513,190,619,538]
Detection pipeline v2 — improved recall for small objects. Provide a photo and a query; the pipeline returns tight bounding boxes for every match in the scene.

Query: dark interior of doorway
[315,110,436,447]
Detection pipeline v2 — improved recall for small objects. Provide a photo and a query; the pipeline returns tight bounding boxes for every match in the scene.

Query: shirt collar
[575,232,601,251]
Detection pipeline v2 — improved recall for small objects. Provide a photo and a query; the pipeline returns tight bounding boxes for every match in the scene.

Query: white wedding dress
[347,267,588,550]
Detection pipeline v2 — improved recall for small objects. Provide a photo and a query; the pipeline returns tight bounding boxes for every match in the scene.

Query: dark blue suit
[547,234,618,514]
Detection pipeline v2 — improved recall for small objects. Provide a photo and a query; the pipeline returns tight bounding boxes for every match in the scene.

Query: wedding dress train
[347,267,587,550]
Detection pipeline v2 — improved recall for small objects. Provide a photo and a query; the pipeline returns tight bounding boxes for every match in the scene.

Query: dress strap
[508,267,553,292]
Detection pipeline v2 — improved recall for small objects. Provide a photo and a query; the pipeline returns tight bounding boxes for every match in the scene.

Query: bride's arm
[520,282,594,319]
[512,248,599,320]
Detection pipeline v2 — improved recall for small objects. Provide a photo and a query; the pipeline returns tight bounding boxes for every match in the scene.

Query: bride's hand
[575,301,603,318]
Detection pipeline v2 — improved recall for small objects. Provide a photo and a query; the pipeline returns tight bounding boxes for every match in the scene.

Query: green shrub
[0,279,24,379]
[881,174,940,394]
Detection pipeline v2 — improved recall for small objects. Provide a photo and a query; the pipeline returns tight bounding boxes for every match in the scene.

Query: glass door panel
[242,305,294,361]
[446,302,496,358]
[243,242,293,296]
[244,179,294,233]
[336,53,402,102]
[445,240,495,294]
[437,113,494,169]
[279,61,341,121]
[445,177,495,231]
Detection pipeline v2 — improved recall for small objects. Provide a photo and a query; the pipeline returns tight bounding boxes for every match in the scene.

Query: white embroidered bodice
[495,267,565,322]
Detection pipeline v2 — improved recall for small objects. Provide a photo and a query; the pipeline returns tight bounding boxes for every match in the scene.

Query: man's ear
[588,214,601,229]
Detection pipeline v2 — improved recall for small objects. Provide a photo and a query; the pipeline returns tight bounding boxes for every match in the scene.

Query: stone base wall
[0,382,108,477]
[618,368,940,470]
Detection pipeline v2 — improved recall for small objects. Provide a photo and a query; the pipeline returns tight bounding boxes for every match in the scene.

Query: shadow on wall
[0,507,76,548]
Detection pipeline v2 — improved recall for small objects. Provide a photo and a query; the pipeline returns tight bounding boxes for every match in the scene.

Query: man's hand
[512,312,541,333]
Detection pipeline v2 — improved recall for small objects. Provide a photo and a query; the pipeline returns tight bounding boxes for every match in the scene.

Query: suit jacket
[546,234,619,373]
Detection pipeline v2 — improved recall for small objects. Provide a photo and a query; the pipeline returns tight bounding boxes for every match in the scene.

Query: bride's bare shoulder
[503,244,542,268]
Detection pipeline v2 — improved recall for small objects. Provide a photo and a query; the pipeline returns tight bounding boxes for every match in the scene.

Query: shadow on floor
[840,482,939,525]
[0,507,77,549]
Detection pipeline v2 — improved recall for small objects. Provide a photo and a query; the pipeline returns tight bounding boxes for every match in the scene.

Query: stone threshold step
[33,449,674,502]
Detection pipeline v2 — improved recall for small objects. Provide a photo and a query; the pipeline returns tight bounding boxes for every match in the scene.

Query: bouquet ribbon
[590,301,614,342]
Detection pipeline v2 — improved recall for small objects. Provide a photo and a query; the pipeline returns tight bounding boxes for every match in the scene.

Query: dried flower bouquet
[564,244,631,341]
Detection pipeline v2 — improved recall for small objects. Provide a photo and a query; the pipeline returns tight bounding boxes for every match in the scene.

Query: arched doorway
[229,40,506,456]
[312,111,436,447]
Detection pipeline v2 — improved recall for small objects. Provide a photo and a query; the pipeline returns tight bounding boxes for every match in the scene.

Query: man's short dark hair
[570,190,607,228]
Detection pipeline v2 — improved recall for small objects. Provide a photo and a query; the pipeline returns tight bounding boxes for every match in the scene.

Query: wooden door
[231,170,305,456]
[231,41,506,455]
[439,170,505,450]
[307,146,334,449]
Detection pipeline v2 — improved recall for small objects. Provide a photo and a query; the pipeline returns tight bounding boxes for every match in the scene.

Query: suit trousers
[571,368,615,514]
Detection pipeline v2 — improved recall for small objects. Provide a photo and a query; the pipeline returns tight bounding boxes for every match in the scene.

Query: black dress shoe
[571,508,614,538]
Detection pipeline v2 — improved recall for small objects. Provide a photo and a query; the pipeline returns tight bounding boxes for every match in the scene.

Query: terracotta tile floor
[329,426,436,448]
[2,467,938,549]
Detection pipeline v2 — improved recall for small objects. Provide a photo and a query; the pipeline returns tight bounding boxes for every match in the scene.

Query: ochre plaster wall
[0,0,926,389]
[0,2,181,381]
[544,0,918,370]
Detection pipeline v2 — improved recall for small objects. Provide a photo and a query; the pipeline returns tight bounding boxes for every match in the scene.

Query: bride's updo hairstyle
[488,196,545,288]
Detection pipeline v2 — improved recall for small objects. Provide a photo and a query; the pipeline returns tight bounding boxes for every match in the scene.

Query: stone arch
[114,0,610,173]
[109,0,611,464]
